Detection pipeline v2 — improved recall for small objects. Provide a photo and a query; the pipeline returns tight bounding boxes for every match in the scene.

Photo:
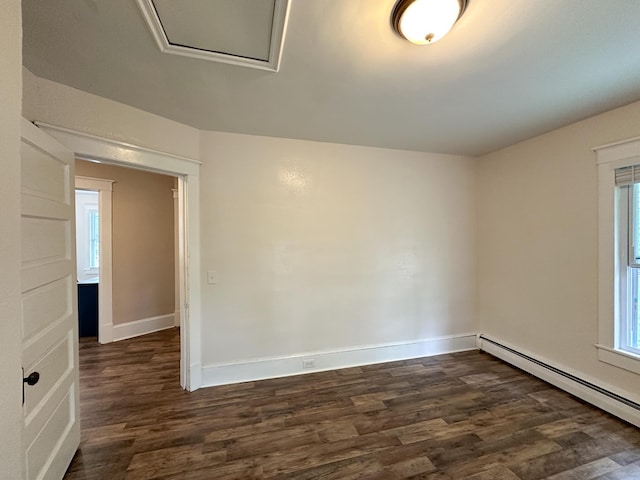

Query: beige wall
[478,99,640,400]
[0,1,23,476]
[75,161,176,325]
[200,131,477,366]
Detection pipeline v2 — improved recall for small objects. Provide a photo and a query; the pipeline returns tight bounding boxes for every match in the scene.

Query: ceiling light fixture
[392,0,468,45]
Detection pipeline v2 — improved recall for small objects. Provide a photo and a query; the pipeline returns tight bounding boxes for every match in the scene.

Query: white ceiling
[21,0,640,156]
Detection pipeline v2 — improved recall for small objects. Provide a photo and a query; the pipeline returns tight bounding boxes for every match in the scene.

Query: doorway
[75,188,100,338]
[75,163,178,345]
[37,122,202,391]
[75,175,115,343]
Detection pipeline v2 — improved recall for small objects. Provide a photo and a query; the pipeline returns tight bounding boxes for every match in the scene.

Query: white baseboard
[98,323,113,344]
[112,313,175,342]
[201,333,477,387]
[477,334,640,428]
[188,362,202,392]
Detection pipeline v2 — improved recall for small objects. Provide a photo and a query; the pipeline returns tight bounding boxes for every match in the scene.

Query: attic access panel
[136,0,290,72]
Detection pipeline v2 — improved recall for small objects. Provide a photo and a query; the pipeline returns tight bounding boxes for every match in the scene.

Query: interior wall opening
[75,188,100,339]
[74,159,180,356]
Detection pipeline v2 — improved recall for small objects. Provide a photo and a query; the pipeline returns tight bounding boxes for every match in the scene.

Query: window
[595,136,640,374]
[75,189,100,282]
[88,209,100,269]
[616,171,640,356]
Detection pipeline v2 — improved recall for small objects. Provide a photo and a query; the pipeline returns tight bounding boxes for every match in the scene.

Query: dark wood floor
[64,329,640,479]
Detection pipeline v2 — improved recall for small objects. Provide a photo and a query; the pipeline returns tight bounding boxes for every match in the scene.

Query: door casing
[36,122,203,391]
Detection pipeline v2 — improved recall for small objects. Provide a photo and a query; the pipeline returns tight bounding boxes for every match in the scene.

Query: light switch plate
[207,270,217,285]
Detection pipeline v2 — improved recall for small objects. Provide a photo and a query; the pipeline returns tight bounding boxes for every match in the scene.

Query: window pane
[88,210,100,269]
[633,184,640,264]
[628,267,640,351]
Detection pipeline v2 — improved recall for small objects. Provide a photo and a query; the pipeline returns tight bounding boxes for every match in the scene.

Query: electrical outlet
[302,359,315,369]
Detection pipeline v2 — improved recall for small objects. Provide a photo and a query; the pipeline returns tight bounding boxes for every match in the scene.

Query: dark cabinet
[78,283,98,337]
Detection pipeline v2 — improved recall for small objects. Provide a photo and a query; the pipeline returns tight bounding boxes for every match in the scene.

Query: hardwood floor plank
[465,465,521,480]
[594,462,640,479]
[544,457,621,480]
[64,329,640,479]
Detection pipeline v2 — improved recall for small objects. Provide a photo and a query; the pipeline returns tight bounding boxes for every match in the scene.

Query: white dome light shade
[392,0,467,45]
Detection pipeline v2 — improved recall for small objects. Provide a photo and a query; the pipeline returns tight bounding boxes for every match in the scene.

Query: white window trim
[595,135,640,374]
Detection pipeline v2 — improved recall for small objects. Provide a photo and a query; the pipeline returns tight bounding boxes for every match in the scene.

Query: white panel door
[21,119,80,480]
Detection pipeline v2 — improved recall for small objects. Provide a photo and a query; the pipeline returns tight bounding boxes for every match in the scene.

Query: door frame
[75,176,114,344]
[36,122,203,391]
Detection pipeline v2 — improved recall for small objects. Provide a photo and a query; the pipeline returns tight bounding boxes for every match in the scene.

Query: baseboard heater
[477,335,640,427]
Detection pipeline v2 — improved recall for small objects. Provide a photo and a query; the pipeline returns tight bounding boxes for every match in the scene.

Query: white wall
[478,99,640,401]
[22,65,640,408]
[0,1,23,477]
[199,132,477,372]
[22,73,477,384]
[22,68,200,160]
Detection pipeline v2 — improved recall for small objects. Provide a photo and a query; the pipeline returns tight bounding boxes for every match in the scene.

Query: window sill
[596,344,640,375]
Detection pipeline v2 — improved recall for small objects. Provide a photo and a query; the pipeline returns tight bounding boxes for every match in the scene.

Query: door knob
[23,371,40,386]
